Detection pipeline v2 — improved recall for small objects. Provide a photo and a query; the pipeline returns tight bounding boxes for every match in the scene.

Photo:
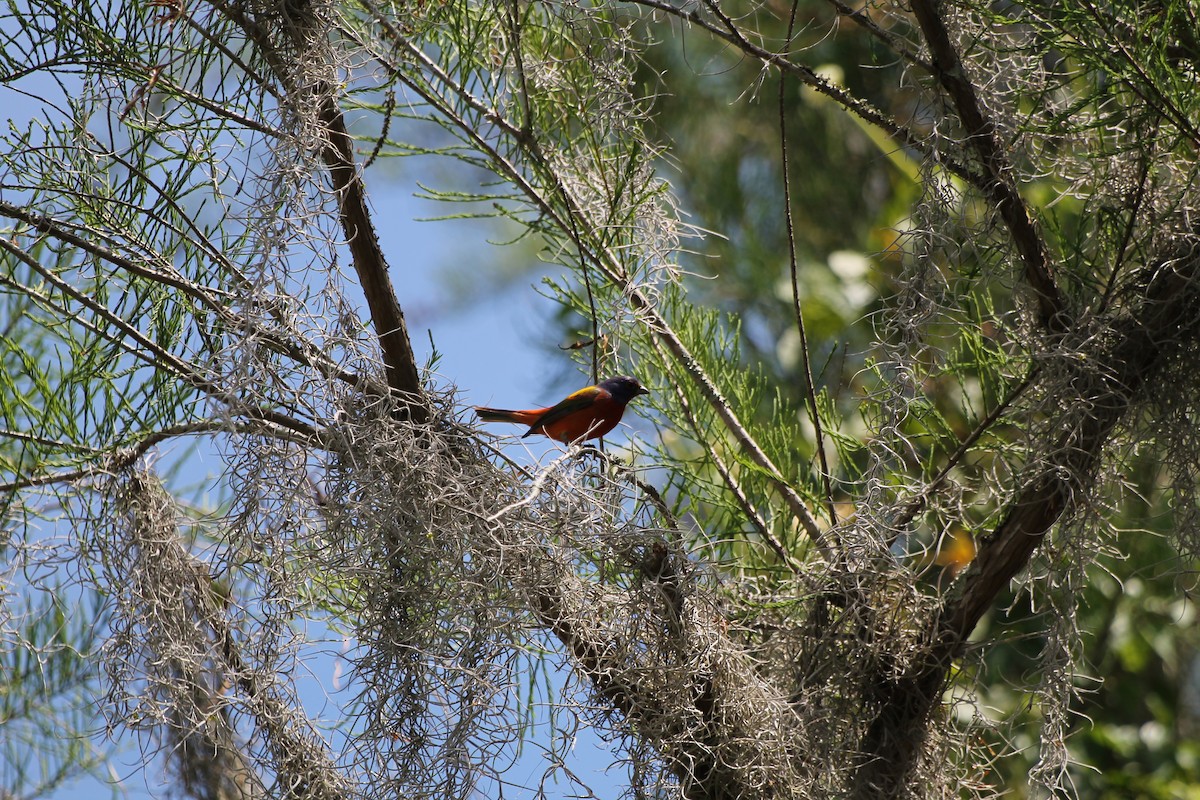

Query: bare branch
[778,0,836,526]
[208,0,427,420]
[0,421,307,494]
[318,99,427,419]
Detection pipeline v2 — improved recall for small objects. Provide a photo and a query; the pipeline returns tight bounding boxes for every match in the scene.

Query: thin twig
[0,421,306,494]
[890,367,1038,538]
[1076,0,1200,149]
[656,343,804,573]
[578,447,680,533]
[1097,151,1153,314]
[623,0,983,187]
[777,0,837,528]
[821,0,933,72]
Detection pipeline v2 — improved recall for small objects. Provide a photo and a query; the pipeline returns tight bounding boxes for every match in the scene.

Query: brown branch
[530,562,709,787]
[531,579,639,718]
[910,0,1068,330]
[851,239,1200,797]
[318,99,427,421]
[529,559,793,800]
[208,0,427,421]
[214,596,346,800]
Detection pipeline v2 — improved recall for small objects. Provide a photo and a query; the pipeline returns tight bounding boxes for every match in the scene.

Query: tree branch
[208,0,427,421]
[852,238,1200,797]
[0,201,368,393]
[529,553,799,800]
[910,0,1068,330]
[318,98,427,421]
[0,236,320,442]
[778,0,837,526]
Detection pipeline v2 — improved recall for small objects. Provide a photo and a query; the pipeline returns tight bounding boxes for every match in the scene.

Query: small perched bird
[474,376,649,443]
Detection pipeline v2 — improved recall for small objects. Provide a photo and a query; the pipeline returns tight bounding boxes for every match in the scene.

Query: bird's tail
[474,406,543,425]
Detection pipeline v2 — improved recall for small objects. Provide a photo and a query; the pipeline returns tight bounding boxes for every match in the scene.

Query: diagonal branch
[910,0,1068,330]
[207,0,427,421]
[0,236,320,443]
[318,99,427,420]
[528,550,800,800]
[116,471,349,800]
[0,201,368,393]
[851,238,1200,797]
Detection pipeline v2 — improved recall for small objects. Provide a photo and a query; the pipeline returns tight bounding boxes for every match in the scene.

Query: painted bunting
[474,376,649,443]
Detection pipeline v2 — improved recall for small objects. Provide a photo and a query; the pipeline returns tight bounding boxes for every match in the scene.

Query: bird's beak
[637,386,650,396]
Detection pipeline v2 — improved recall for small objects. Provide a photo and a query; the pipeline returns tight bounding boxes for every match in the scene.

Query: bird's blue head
[600,376,650,404]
